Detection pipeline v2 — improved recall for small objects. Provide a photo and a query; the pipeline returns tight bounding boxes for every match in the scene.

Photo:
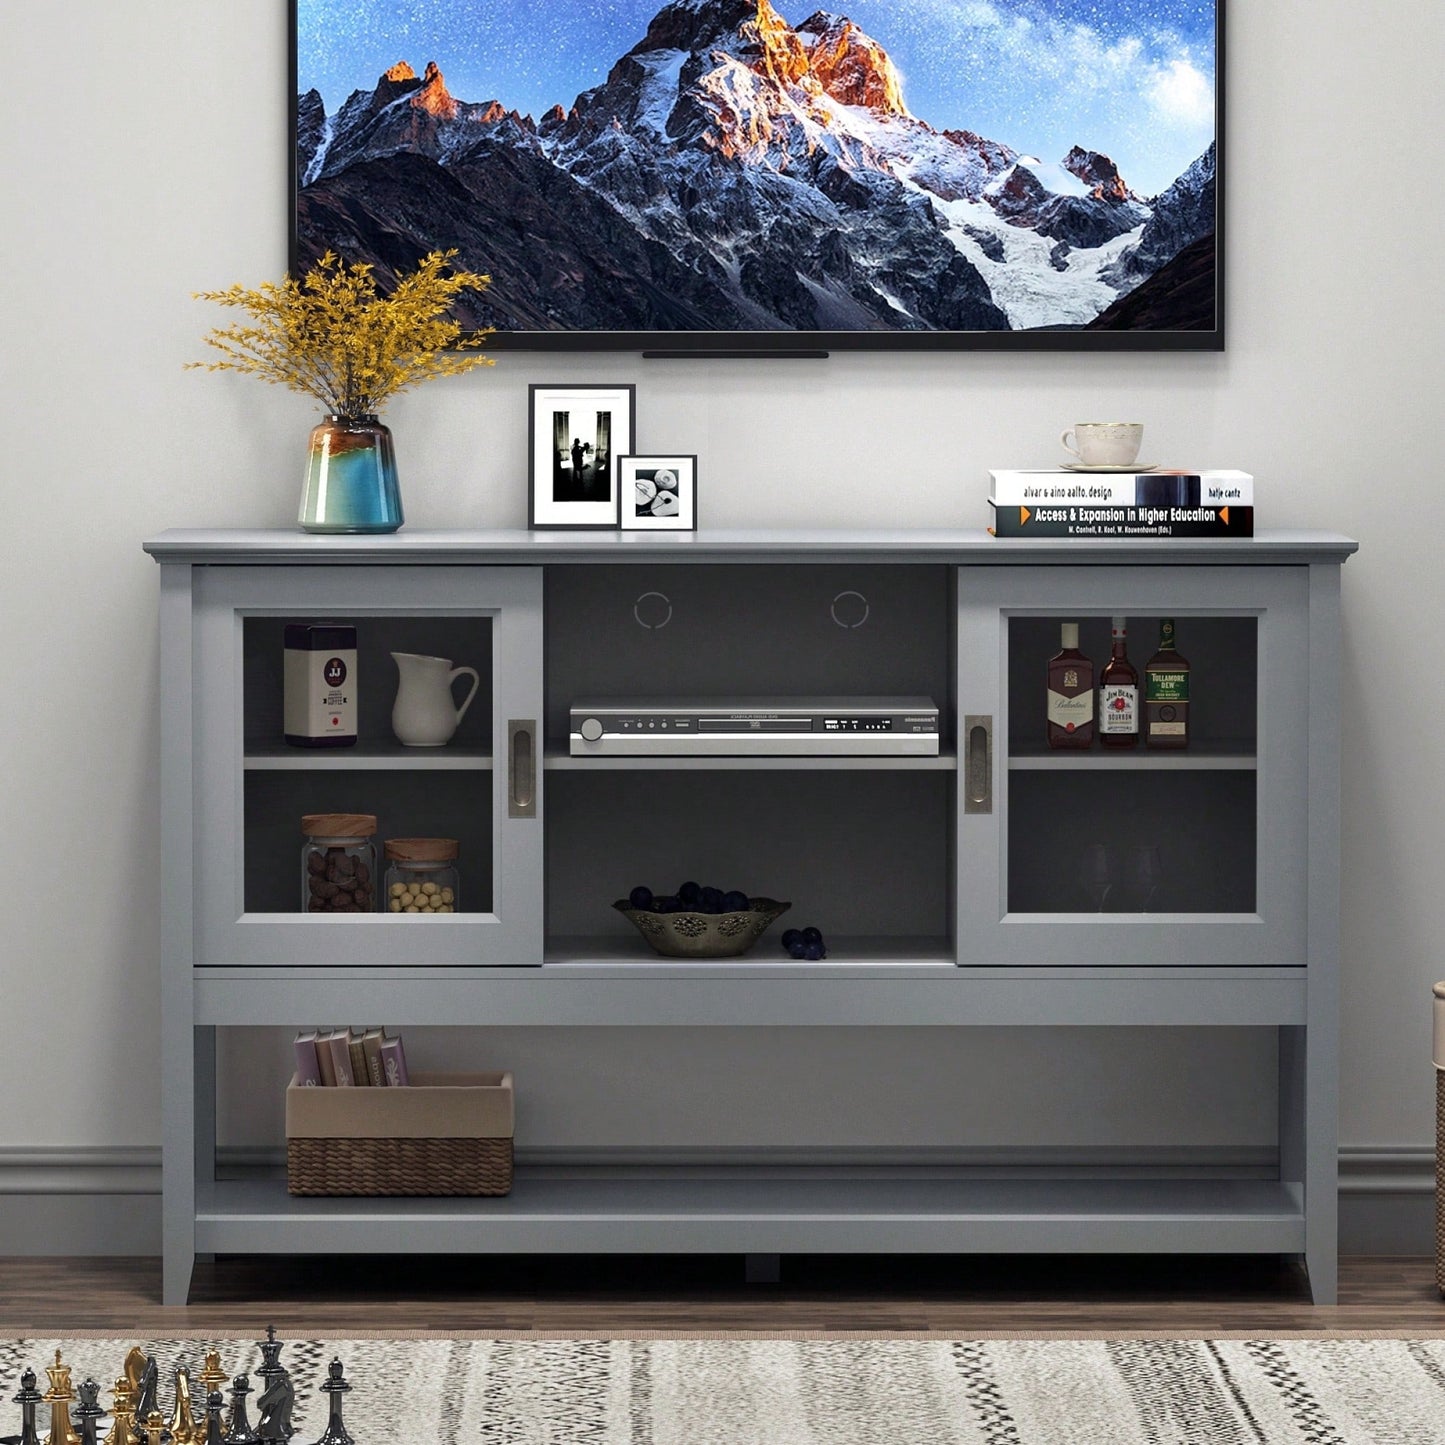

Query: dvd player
[569,697,940,756]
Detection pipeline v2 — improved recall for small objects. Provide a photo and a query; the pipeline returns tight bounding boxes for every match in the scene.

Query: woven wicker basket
[287,1135,512,1196]
[286,1070,513,1197]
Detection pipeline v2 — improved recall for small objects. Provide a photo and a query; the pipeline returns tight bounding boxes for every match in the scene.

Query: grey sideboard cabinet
[145,528,1356,1306]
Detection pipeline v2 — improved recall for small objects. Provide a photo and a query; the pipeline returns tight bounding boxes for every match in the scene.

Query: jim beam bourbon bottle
[1145,618,1191,749]
[1098,616,1139,749]
[1046,622,1094,748]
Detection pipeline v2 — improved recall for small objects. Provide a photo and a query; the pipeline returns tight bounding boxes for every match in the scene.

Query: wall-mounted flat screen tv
[292,0,1222,351]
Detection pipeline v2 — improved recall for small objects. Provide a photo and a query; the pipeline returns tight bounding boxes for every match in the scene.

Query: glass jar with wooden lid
[384,837,459,914]
[301,813,377,913]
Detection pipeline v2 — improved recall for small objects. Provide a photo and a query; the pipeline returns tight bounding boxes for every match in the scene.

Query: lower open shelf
[195,1173,1305,1255]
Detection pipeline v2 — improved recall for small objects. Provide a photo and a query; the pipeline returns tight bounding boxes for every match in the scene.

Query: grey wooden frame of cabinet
[146,529,1355,1308]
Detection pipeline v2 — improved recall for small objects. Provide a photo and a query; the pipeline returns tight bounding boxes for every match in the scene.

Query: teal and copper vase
[299,414,404,534]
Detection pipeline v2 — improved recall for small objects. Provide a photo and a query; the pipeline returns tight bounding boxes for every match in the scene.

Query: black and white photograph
[529,384,635,529]
[619,455,697,533]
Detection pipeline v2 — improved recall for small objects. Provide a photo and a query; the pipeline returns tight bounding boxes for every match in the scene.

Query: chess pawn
[196,1356,227,1404]
[310,1360,354,1445]
[104,1379,136,1445]
[141,1411,168,1445]
[13,1366,44,1445]
[202,1393,225,1445]
[225,1376,260,1445]
[167,1368,198,1445]
[43,1349,82,1445]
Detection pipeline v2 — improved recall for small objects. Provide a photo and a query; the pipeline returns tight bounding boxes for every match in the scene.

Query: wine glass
[1129,843,1164,912]
[1082,841,1113,912]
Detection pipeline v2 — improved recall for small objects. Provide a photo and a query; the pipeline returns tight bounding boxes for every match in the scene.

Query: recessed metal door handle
[964,714,992,814]
[508,720,536,819]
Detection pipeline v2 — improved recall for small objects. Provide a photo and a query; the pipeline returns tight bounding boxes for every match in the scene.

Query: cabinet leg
[745,1254,781,1285]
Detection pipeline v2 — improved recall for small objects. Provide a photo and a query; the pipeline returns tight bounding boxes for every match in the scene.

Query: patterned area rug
[5,1337,1445,1443]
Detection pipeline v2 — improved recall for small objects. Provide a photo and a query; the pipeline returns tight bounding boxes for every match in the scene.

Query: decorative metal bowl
[613,898,792,958]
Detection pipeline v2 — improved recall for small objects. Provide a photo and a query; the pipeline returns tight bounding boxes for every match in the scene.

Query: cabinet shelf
[1007,740,1256,770]
[244,740,494,771]
[544,746,956,772]
[195,1172,1306,1256]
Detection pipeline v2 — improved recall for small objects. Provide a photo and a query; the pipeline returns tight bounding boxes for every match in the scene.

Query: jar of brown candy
[301,813,377,913]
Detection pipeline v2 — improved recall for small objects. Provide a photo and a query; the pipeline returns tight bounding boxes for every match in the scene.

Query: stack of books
[988,470,1254,539]
[293,1027,410,1087]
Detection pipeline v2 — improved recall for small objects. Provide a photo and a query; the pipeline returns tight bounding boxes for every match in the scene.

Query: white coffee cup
[1061,422,1144,467]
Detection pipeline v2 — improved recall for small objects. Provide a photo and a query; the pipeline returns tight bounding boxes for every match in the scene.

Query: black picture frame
[528,383,637,530]
[291,0,1223,354]
[618,455,698,532]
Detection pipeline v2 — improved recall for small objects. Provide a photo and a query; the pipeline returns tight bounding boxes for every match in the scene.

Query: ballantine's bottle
[1098,616,1139,749]
[1046,622,1094,749]
[1145,618,1191,749]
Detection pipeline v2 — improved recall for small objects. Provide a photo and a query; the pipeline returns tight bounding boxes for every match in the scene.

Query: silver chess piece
[309,1361,354,1445]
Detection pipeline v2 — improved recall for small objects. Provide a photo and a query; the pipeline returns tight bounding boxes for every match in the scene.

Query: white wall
[2,1,1442,1217]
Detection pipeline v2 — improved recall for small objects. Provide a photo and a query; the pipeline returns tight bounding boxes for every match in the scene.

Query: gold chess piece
[43,1350,81,1445]
[141,1411,166,1445]
[122,1352,147,1403]
[167,1368,198,1445]
[196,1354,227,1402]
[103,1379,135,1445]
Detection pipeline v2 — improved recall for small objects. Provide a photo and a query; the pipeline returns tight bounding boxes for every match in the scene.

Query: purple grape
[629,886,654,910]
[700,886,724,911]
[781,929,803,949]
[801,926,823,945]
[655,896,680,913]
[788,941,808,959]
[722,890,750,912]
[678,880,702,905]
[803,941,825,960]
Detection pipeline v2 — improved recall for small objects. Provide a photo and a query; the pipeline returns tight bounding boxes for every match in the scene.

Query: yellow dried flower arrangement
[189,249,494,418]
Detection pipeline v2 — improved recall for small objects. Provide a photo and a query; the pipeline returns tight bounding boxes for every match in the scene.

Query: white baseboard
[0,1146,1432,1258]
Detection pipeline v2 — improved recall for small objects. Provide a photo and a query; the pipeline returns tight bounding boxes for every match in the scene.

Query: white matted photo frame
[529,383,636,529]
[619,455,697,532]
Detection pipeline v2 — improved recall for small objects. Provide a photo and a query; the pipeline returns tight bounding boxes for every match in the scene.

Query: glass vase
[299,414,404,534]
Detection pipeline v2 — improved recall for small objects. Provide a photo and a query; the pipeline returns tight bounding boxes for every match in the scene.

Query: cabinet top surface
[143,527,1358,566]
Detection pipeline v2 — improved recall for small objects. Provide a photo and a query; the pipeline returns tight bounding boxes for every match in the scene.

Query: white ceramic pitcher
[391,651,481,747]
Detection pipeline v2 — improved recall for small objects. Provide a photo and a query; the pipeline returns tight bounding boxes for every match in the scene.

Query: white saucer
[1060,461,1160,473]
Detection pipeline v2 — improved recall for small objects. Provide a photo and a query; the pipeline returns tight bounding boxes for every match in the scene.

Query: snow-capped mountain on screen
[294,0,1216,334]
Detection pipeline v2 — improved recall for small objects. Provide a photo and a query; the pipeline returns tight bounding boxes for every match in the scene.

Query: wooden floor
[0,1255,1439,1336]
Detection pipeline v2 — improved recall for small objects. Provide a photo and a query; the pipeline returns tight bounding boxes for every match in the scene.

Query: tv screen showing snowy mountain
[293,0,1221,348]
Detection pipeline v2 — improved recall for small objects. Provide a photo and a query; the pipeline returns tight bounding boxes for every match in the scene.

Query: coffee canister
[284,623,357,747]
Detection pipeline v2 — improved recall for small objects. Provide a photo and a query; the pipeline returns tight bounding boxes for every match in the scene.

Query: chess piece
[255,1373,293,1445]
[254,1332,292,1443]
[103,1379,135,1445]
[166,1369,197,1445]
[13,1367,43,1445]
[140,1412,167,1445]
[309,1361,353,1445]
[75,1382,103,1445]
[43,1350,81,1445]
[201,1394,224,1445]
[224,1378,258,1445]
[195,1358,226,1406]
[132,1362,158,1445]
[120,1358,146,1408]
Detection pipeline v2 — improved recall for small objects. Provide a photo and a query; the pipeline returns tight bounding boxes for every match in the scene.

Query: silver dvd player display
[569,697,940,756]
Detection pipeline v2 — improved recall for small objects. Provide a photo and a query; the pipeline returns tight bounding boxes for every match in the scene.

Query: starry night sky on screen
[297,0,1216,195]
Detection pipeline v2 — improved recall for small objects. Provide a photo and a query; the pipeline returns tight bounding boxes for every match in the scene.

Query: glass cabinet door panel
[193,565,542,966]
[956,566,1307,967]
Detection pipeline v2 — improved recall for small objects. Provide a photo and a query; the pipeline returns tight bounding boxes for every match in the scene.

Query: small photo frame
[619,455,698,532]
[529,383,636,529]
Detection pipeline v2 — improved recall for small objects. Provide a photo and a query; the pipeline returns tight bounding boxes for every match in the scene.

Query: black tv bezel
[287,0,1224,355]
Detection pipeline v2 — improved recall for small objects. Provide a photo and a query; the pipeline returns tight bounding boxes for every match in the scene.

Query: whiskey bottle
[1046,622,1094,748]
[1098,617,1139,749]
[1144,618,1191,749]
